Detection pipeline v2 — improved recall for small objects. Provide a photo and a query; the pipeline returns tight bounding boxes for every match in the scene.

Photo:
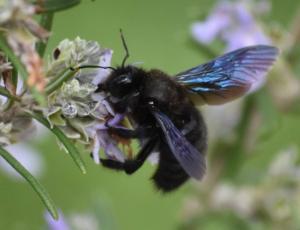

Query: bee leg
[107,126,157,139]
[100,158,124,171]
[100,137,158,174]
[123,137,158,174]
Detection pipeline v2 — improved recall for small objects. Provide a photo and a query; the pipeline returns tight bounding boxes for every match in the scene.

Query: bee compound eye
[115,74,132,86]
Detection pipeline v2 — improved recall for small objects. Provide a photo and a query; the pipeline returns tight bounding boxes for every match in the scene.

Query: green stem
[0,146,58,219]
[11,65,18,90]
[27,111,87,174]
[0,86,21,111]
[45,69,77,95]
[35,0,82,13]
[0,86,20,101]
[36,12,55,57]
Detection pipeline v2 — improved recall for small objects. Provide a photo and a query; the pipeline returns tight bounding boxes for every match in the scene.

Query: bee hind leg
[100,158,124,171]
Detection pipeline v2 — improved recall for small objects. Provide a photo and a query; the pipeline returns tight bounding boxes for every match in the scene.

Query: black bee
[83,32,278,192]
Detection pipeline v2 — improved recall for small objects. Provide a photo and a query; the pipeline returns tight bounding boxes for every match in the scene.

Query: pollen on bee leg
[111,133,133,159]
[121,141,133,159]
[126,145,133,159]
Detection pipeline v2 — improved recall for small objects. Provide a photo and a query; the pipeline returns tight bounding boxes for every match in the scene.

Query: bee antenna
[70,65,117,71]
[120,29,130,68]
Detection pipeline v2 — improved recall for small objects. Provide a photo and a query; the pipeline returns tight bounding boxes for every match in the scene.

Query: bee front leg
[100,137,158,174]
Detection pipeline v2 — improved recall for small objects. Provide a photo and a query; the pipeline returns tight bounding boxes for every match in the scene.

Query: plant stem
[26,111,87,174]
[0,86,20,101]
[45,69,77,95]
[36,12,55,57]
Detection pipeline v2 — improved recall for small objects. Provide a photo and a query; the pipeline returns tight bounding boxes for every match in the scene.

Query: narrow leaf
[11,65,18,90]
[28,111,87,174]
[36,12,55,57]
[0,146,58,219]
[0,86,19,100]
[35,0,81,13]
[45,69,77,95]
[0,86,20,111]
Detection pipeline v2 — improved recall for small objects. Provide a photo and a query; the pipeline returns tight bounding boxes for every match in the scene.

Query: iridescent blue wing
[175,45,279,105]
[149,104,206,180]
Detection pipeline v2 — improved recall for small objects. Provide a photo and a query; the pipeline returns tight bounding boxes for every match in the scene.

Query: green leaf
[11,65,18,90]
[1,99,14,111]
[0,86,21,111]
[46,108,67,127]
[0,146,58,220]
[36,0,81,12]
[27,111,87,174]
[0,86,19,101]
[0,33,46,106]
[36,12,55,57]
[45,69,77,95]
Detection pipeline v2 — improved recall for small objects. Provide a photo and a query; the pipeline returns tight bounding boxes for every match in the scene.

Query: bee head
[98,66,143,99]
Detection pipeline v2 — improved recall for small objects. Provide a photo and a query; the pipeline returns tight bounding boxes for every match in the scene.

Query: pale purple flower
[45,39,127,165]
[91,49,114,85]
[191,0,273,92]
[85,112,125,163]
[191,0,274,142]
[191,0,271,52]
[191,2,232,45]
[45,209,101,230]
[45,210,70,230]
[84,50,126,164]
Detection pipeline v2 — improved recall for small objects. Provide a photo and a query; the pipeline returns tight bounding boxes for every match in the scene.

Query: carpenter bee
[81,32,278,192]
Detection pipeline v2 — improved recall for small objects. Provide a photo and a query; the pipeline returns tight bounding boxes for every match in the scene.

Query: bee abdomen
[151,153,189,192]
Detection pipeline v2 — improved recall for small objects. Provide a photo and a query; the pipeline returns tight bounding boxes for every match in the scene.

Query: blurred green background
[1,0,300,229]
